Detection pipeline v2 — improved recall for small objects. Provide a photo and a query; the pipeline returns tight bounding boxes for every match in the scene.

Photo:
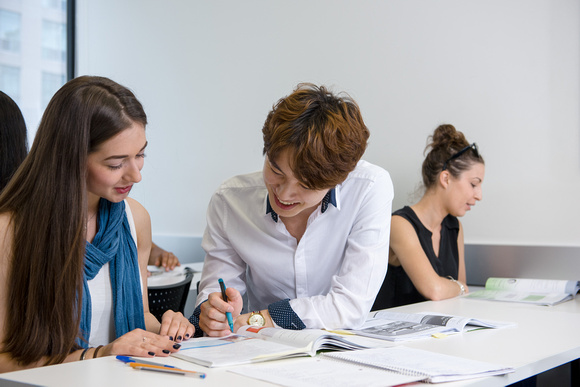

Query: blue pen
[116,355,177,369]
[218,278,234,332]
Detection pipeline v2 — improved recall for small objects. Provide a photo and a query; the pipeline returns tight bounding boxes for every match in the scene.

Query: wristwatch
[247,311,266,327]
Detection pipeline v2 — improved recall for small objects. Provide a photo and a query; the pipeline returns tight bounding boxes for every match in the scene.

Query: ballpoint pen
[128,362,206,378]
[116,355,177,368]
[218,278,234,332]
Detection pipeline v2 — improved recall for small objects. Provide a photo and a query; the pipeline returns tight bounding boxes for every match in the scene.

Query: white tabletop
[387,296,580,386]
[2,296,579,387]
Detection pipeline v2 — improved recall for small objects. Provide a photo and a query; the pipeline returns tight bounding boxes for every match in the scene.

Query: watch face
[248,312,265,326]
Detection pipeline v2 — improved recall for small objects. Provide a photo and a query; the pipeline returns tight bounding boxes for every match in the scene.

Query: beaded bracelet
[93,345,104,359]
[80,347,91,361]
[447,276,466,296]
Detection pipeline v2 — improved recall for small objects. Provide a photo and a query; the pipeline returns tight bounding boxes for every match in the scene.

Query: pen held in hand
[218,278,234,332]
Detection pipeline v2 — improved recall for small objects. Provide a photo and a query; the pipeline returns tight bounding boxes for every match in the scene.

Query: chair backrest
[148,271,193,321]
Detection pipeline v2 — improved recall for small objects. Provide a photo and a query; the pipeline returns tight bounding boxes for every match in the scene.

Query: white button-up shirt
[197,160,393,329]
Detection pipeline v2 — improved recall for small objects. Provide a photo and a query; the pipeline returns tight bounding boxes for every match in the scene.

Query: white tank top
[87,200,141,346]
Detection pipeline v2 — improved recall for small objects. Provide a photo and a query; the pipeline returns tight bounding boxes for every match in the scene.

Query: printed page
[174,327,368,367]
[367,310,469,331]
[371,311,515,331]
[351,317,452,341]
[484,278,578,294]
[239,326,331,349]
[465,278,580,305]
[466,289,573,305]
[238,326,368,351]
[173,334,306,367]
[373,311,464,328]
[371,310,430,324]
[324,347,514,383]
[229,357,423,387]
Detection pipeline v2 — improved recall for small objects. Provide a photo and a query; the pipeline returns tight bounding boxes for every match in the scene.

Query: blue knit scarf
[79,199,145,347]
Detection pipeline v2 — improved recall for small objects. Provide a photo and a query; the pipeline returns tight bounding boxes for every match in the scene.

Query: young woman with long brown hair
[0,76,194,372]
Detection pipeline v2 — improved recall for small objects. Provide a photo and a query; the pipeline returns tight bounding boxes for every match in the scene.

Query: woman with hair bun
[373,124,485,310]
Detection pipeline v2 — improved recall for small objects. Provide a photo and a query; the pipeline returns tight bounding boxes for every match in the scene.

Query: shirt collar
[266,188,337,223]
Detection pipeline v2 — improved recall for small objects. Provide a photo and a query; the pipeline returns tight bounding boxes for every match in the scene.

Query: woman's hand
[97,328,182,358]
[159,310,195,342]
[199,287,243,337]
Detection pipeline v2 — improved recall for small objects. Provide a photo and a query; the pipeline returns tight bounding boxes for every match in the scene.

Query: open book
[466,277,580,306]
[173,326,368,367]
[323,346,514,383]
[350,310,515,341]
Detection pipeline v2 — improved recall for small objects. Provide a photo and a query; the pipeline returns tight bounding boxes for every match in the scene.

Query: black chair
[148,270,193,321]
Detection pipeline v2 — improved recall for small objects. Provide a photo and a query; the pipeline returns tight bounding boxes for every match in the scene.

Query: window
[0,0,74,136]
[42,20,66,62]
[0,9,20,53]
[42,0,67,12]
[0,65,20,103]
[41,71,65,108]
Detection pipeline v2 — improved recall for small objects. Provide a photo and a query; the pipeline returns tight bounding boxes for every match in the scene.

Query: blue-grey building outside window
[0,9,20,53]
[0,0,74,140]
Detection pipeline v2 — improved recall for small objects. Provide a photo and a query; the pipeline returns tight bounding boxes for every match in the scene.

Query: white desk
[2,296,579,387]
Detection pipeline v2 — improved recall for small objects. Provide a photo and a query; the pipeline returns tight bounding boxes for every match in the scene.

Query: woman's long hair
[0,91,28,192]
[0,76,147,365]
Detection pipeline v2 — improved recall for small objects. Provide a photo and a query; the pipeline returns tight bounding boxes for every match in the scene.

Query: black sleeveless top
[372,206,460,310]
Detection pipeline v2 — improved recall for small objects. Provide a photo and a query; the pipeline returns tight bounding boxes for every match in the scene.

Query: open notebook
[324,346,514,383]
[230,346,514,386]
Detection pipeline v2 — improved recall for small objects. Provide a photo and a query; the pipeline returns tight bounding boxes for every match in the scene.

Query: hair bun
[421,123,483,190]
[429,124,468,152]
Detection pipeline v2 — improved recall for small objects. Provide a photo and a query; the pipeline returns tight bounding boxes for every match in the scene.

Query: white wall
[76,0,580,247]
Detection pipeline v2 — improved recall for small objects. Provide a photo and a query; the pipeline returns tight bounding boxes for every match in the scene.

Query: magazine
[466,277,580,306]
[173,326,369,367]
[350,310,515,341]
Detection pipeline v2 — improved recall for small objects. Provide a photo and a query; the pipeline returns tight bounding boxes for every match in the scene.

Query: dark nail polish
[162,350,170,354]
[177,336,182,341]
[148,351,155,356]
[169,336,174,341]
[173,343,181,349]
[185,333,190,338]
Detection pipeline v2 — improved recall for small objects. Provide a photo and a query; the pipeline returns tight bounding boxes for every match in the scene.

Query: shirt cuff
[267,299,306,330]
[188,301,206,338]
